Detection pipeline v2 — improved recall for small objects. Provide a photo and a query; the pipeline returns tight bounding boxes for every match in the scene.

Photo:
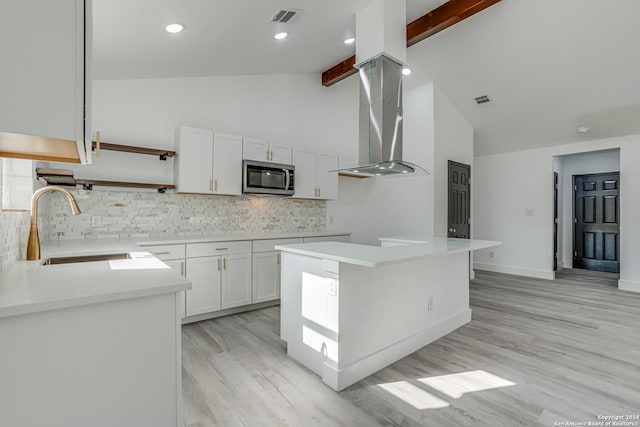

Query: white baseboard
[618,279,640,293]
[322,309,472,391]
[474,263,555,280]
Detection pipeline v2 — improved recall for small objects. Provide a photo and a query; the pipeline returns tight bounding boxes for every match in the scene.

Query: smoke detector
[270,9,304,24]
[474,95,491,105]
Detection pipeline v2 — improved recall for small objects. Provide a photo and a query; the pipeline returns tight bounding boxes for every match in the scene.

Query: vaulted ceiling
[93,0,640,155]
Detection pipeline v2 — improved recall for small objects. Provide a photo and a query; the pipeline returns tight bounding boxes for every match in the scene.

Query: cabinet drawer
[140,244,185,261]
[302,235,351,244]
[252,238,303,253]
[187,241,251,258]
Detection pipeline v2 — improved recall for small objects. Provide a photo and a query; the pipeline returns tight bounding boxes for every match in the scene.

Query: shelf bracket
[158,187,167,194]
[159,153,169,161]
[82,183,93,191]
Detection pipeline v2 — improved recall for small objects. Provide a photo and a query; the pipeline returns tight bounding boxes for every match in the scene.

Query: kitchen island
[0,240,191,427]
[276,237,500,391]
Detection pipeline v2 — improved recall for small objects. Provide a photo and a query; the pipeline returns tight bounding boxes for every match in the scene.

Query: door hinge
[574,185,578,191]
[574,251,578,257]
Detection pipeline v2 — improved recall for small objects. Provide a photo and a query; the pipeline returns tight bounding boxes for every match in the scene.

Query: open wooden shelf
[36,168,174,193]
[92,141,176,160]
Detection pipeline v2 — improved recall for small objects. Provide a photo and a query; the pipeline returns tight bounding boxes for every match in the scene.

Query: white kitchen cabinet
[0,0,92,163]
[213,132,243,195]
[185,241,252,317]
[292,148,339,200]
[175,127,242,195]
[243,137,292,164]
[221,253,252,309]
[139,243,187,319]
[186,256,222,316]
[163,259,187,319]
[175,126,214,194]
[317,153,339,200]
[251,237,303,304]
[252,252,281,304]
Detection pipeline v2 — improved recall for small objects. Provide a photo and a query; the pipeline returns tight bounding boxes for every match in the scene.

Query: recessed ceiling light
[344,37,355,45]
[402,68,412,76]
[274,32,288,40]
[577,127,589,134]
[164,23,184,34]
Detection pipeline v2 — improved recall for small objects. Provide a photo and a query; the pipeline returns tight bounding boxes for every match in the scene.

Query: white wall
[327,82,473,245]
[474,134,639,291]
[61,73,359,183]
[433,86,474,237]
[557,149,620,267]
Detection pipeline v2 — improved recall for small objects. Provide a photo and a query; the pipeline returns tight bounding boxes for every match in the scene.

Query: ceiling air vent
[474,95,491,105]
[270,9,302,24]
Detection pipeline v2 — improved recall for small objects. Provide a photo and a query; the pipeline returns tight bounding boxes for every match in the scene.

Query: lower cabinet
[163,259,187,319]
[186,256,222,316]
[185,241,252,317]
[252,251,280,304]
[139,244,187,319]
[221,252,252,309]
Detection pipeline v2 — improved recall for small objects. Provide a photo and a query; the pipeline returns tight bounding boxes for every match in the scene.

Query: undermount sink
[41,253,131,265]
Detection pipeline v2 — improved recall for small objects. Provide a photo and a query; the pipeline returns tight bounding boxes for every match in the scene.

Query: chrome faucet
[27,187,81,260]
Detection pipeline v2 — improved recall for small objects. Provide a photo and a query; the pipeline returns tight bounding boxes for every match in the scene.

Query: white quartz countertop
[135,230,351,245]
[276,237,501,268]
[0,240,191,319]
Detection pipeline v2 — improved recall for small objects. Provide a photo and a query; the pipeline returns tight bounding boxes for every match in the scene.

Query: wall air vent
[474,95,491,105]
[270,9,303,24]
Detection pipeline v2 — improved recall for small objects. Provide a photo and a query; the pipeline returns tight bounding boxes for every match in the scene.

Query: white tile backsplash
[44,189,326,240]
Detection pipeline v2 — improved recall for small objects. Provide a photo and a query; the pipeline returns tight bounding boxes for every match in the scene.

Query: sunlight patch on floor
[418,370,516,399]
[377,381,450,410]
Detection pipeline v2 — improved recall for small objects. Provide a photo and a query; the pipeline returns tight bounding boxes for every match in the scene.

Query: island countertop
[275,237,501,268]
[0,239,191,319]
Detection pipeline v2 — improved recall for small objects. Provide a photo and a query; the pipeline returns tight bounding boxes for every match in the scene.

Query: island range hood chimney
[335,0,428,177]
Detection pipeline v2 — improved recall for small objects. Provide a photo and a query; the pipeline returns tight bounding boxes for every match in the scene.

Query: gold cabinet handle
[266,150,270,161]
[223,257,226,270]
[217,258,221,271]
[180,261,184,276]
[318,188,321,198]
[215,179,218,192]
[209,179,213,192]
[95,131,101,159]
[277,253,281,265]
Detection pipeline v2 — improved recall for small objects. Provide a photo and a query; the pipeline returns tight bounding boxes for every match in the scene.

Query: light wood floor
[182,269,640,427]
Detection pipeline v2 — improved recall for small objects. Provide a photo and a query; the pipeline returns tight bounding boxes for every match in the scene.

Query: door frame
[572,171,621,273]
[553,172,558,271]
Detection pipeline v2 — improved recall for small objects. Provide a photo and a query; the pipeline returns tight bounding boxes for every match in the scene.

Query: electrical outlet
[91,216,101,227]
[427,296,434,312]
[489,251,495,259]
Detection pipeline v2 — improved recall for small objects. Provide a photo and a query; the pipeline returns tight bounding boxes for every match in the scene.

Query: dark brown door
[448,161,471,239]
[574,172,620,273]
[554,172,559,271]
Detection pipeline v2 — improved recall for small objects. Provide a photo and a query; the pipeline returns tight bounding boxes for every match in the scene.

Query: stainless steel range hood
[334,0,428,177]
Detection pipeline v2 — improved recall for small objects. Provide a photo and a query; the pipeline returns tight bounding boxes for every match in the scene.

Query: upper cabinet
[175,126,242,196]
[292,148,338,200]
[243,137,292,164]
[0,0,92,164]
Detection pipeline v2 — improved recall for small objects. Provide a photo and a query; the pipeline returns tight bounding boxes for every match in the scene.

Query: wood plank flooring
[182,269,640,427]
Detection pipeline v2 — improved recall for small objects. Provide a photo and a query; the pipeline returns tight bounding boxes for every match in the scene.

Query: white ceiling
[93,0,640,156]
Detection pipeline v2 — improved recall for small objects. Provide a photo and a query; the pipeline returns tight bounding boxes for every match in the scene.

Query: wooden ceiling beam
[321,0,501,87]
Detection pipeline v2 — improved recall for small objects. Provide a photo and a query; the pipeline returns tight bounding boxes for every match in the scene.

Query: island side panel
[280,252,340,378]
[0,292,180,427]
[333,251,471,390]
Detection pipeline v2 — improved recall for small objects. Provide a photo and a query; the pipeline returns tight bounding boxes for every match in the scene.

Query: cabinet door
[213,132,242,195]
[317,153,339,200]
[0,0,90,162]
[163,259,187,319]
[221,253,252,309]
[252,251,280,304]
[175,126,214,194]
[186,256,221,316]
[269,143,292,164]
[243,137,269,161]
[292,148,317,199]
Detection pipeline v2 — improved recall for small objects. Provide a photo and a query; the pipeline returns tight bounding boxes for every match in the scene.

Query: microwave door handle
[284,169,290,190]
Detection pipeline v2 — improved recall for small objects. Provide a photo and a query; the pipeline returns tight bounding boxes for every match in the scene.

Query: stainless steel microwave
[242,160,295,196]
